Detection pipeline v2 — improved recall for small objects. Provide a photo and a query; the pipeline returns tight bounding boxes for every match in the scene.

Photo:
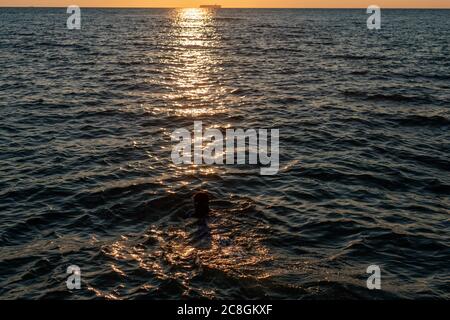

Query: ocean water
[0,8,449,299]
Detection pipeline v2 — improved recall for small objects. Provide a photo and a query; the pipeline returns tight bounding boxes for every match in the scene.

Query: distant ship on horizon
[199,4,222,9]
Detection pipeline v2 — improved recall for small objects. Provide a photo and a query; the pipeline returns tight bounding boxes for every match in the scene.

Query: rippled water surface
[0,8,449,299]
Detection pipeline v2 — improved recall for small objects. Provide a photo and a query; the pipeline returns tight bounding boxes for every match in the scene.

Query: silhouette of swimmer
[190,191,232,249]
[193,191,210,218]
[189,191,212,248]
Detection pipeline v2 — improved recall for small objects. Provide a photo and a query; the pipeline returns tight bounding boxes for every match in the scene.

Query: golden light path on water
[162,8,228,117]
[139,8,232,180]
[87,9,275,299]
[161,8,229,179]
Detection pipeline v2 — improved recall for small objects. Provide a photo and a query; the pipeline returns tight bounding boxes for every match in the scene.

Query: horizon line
[1,6,450,9]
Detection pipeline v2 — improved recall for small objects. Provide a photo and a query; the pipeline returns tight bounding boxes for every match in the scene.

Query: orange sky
[1,0,450,8]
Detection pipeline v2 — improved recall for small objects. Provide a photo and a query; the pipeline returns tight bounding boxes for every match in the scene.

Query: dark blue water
[0,8,449,299]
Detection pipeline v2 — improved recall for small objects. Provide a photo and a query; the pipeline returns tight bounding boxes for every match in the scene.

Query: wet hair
[193,191,210,218]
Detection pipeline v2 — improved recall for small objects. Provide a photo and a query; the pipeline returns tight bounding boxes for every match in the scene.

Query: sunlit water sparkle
[0,8,449,299]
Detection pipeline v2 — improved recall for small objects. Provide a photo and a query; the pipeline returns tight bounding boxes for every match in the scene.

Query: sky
[1,0,450,8]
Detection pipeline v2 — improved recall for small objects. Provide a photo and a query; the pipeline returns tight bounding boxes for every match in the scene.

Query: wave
[389,115,450,127]
[342,90,435,104]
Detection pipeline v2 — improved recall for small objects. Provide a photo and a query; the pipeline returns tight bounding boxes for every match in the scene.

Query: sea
[0,8,449,299]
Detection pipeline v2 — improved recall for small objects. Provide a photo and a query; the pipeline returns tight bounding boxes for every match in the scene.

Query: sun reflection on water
[89,11,269,299]
[101,218,273,298]
[161,8,227,117]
